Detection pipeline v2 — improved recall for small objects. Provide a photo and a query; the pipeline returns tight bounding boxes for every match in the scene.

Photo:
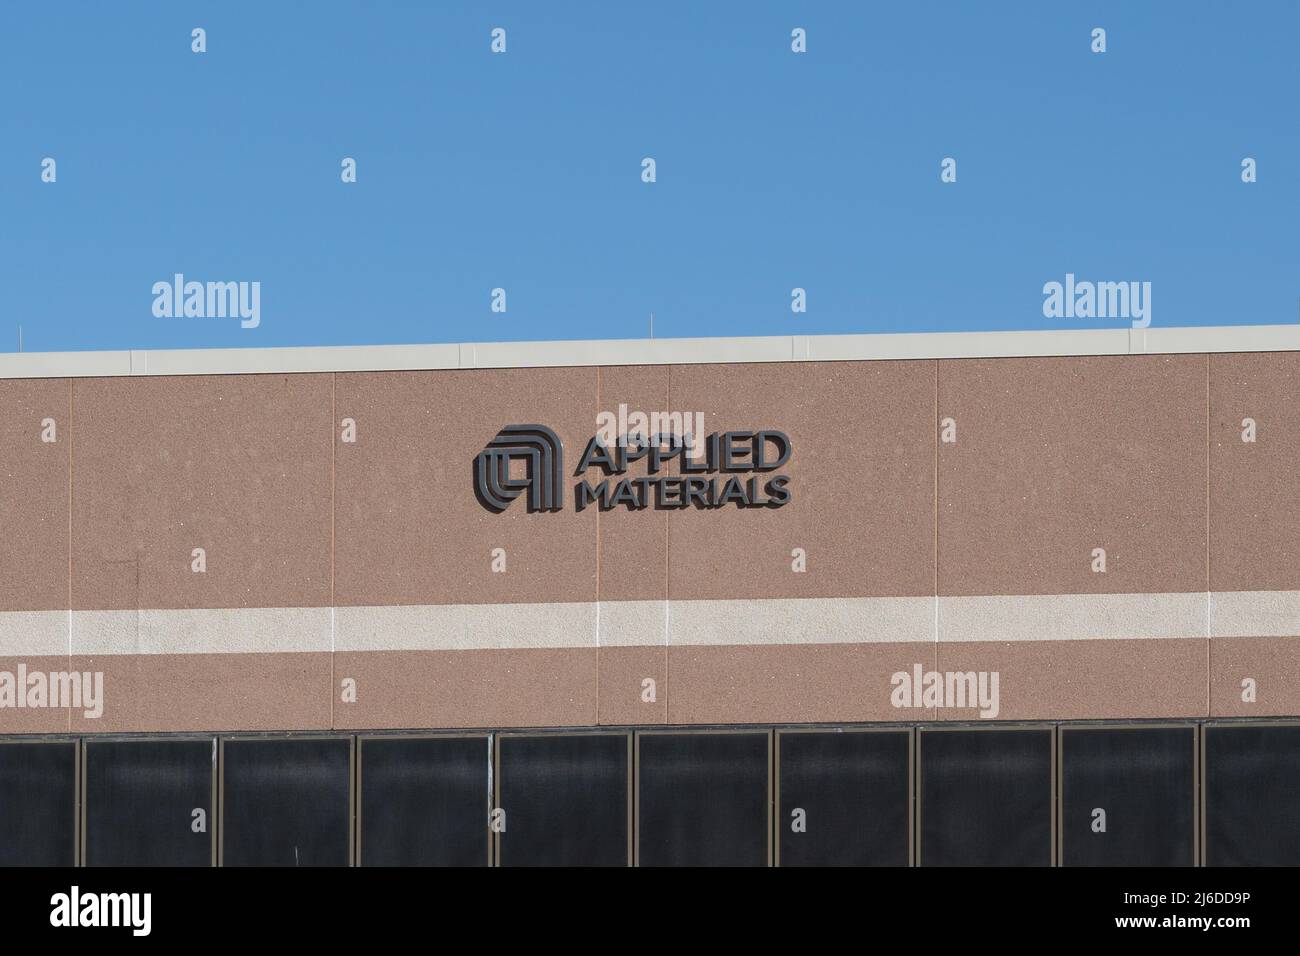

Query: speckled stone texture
[0,350,1291,732]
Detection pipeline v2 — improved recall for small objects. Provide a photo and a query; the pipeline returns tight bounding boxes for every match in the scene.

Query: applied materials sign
[475,424,792,513]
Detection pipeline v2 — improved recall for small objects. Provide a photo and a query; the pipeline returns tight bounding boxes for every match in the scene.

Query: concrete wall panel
[70,375,332,612]
[938,355,1207,597]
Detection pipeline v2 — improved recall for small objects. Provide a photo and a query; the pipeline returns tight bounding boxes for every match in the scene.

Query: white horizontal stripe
[1210,590,1300,638]
[938,592,1208,642]
[0,592,1291,657]
[665,597,934,646]
[335,602,597,652]
[338,598,934,651]
[70,608,332,655]
[0,324,1296,381]
[0,611,69,657]
[598,601,669,648]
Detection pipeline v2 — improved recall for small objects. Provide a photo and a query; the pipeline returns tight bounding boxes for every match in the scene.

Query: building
[1,325,1297,865]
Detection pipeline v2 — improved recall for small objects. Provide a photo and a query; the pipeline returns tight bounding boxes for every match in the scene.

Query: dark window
[358,735,489,866]
[919,728,1052,866]
[1205,724,1300,866]
[497,733,629,866]
[637,732,769,867]
[84,738,214,866]
[1060,726,1195,866]
[778,730,910,866]
[221,737,351,867]
[0,741,76,866]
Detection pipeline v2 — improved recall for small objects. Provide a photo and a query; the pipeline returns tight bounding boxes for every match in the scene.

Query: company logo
[475,422,792,513]
[474,424,565,512]
[575,429,791,511]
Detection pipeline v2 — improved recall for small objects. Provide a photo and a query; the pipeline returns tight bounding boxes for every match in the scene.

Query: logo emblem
[474,424,564,512]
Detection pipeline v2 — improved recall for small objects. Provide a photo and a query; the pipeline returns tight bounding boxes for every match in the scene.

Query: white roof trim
[0,324,1296,379]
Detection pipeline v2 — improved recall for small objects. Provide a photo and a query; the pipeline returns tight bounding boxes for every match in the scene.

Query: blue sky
[2,1,1296,353]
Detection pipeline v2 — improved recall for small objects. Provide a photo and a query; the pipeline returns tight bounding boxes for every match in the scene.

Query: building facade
[0,326,1297,865]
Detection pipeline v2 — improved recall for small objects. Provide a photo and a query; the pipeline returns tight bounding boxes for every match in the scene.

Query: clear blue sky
[2,1,1296,353]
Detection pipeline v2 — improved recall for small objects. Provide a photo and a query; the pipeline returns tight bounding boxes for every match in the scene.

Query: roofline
[1,324,1297,379]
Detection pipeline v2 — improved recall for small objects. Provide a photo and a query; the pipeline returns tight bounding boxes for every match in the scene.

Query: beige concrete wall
[0,351,1295,732]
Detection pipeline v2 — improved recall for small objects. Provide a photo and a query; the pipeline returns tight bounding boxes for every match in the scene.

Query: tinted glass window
[637,732,769,867]
[359,736,489,866]
[778,730,910,866]
[221,737,351,867]
[0,741,76,866]
[85,738,214,866]
[919,729,1052,866]
[498,733,629,866]
[1205,724,1300,866]
[1060,726,1195,866]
